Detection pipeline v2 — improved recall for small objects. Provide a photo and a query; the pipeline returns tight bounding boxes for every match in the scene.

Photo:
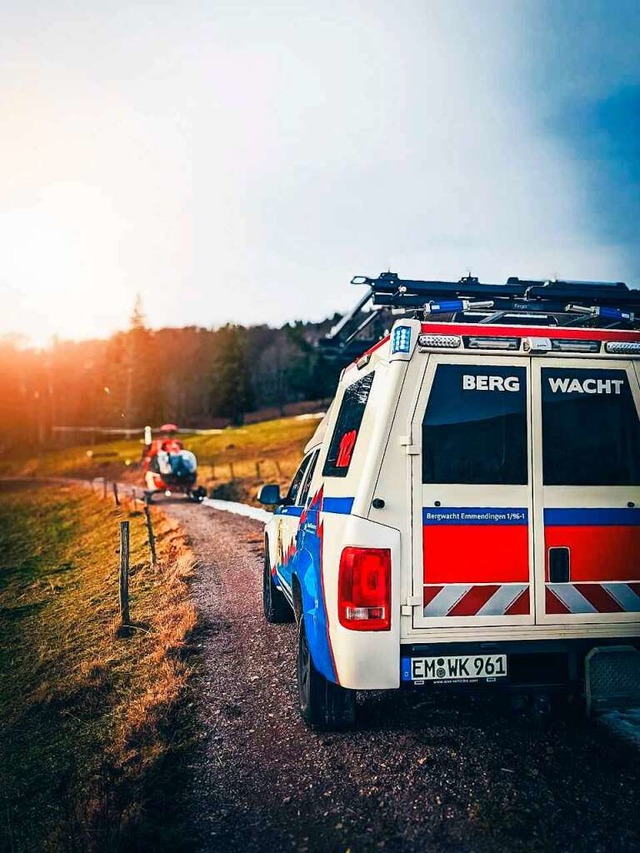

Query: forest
[0,302,363,453]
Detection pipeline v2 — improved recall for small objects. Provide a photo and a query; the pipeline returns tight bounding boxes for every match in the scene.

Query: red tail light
[338,547,391,631]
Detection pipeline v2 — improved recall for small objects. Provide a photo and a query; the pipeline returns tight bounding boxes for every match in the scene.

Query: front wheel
[297,617,356,730]
[263,546,294,624]
[187,486,207,502]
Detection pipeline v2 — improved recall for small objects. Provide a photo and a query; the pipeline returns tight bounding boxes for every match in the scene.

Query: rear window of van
[422,364,528,485]
[542,368,640,486]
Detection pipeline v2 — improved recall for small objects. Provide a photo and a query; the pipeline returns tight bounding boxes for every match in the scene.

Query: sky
[1,0,638,345]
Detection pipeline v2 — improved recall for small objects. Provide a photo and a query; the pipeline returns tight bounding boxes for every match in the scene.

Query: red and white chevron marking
[423,584,529,617]
[546,583,640,614]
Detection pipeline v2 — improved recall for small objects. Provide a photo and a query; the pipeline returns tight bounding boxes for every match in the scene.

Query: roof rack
[319,271,640,359]
[356,272,639,310]
[358,271,640,323]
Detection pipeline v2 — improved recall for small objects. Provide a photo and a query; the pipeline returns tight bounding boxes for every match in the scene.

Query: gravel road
[166,501,640,853]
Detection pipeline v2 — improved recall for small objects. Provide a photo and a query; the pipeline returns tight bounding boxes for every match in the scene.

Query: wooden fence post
[112,482,120,506]
[255,461,261,479]
[102,478,108,500]
[144,502,158,566]
[119,521,130,626]
[229,462,236,480]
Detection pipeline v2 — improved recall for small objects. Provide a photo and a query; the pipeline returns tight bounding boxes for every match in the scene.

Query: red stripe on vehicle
[447,585,499,617]
[423,525,528,584]
[546,587,571,614]
[344,334,390,372]
[423,585,444,607]
[630,583,640,598]
[421,322,640,343]
[575,584,625,613]
[504,588,530,616]
[545,526,640,582]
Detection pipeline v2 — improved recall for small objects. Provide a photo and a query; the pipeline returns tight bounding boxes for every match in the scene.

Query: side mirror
[258,484,282,505]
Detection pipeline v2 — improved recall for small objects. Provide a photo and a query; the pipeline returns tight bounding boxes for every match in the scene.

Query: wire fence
[89,477,159,633]
[200,457,298,486]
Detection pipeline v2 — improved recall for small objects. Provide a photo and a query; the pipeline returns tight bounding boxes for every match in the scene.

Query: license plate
[406,654,507,683]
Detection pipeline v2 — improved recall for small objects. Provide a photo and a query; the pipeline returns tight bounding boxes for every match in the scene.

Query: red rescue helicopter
[141,423,207,502]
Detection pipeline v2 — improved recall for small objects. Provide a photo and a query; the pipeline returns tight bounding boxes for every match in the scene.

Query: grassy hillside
[8,414,323,503]
[0,481,196,850]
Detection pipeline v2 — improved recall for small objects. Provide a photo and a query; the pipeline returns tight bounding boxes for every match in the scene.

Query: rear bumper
[400,636,640,692]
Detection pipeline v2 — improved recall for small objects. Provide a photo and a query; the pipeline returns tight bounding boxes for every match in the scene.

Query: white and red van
[260,273,640,729]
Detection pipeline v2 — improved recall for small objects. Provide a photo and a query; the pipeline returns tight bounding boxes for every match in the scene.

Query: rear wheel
[297,616,356,730]
[263,546,294,624]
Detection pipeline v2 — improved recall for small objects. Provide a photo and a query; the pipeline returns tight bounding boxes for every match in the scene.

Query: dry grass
[0,481,197,851]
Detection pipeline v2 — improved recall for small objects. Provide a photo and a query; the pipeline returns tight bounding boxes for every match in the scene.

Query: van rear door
[532,359,640,624]
[411,356,534,628]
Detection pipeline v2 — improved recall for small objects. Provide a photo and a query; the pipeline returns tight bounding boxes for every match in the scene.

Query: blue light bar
[567,303,635,322]
[424,299,494,315]
[392,325,412,354]
[598,306,634,322]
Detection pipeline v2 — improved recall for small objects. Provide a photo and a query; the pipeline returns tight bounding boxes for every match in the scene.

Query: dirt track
[166,501,640,853]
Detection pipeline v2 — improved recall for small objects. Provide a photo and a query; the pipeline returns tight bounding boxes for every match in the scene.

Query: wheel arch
[292,552,338,685]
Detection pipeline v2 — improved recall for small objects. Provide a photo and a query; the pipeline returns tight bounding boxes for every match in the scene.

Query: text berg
[548,377,624,395]
[462,374,520,392]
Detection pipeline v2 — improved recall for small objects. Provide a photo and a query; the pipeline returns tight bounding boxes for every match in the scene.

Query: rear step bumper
[400,637,640,692]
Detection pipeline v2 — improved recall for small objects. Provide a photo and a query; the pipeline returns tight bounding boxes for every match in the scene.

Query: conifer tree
[210,325,255,425]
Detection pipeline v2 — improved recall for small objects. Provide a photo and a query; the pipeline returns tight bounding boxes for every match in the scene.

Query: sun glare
[1,184,132,346]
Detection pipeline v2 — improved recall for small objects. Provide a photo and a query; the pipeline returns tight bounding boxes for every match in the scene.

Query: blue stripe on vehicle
[544,508,640,526]
[293,517,339,685]
[423,507,528,525]
[322,497,354,515]
[274,505,304,517]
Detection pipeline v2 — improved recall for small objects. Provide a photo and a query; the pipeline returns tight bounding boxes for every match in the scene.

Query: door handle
[549,547,570,583]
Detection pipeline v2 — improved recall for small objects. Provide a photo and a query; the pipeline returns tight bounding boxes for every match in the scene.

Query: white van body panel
[323,514,401,689]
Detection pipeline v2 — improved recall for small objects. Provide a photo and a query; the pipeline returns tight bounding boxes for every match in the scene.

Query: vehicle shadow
[354,686,582,736]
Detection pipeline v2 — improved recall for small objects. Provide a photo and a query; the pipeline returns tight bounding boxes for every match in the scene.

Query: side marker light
[418,334,461,349]
[605,341,640,354]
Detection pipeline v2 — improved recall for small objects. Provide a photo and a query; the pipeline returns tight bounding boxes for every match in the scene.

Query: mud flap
[585,646,640,717]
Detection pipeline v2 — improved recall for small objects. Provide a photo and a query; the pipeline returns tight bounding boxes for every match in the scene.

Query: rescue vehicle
[259,272,640,729]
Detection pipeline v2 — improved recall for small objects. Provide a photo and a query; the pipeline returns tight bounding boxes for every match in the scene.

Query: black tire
[297,616,356,730]
[263,546,294,624]
[186,485,206,502]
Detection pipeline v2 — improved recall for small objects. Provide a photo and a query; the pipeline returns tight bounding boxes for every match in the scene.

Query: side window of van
[541,368,640,486]
[286,454,312,504]
[323,372,375,478]
[298,449,320,507]
[422,364,528,485]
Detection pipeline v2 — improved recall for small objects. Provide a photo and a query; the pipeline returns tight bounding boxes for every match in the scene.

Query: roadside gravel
[167,501,640,853]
